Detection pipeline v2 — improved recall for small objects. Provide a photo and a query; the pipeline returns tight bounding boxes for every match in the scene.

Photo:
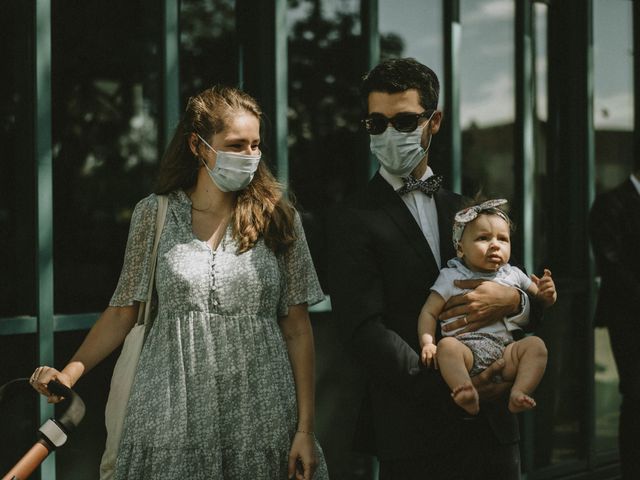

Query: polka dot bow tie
[395,174,444,197]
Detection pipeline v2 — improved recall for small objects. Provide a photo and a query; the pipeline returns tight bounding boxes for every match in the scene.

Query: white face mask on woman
[197,134,261,192]
[369,111,436,176]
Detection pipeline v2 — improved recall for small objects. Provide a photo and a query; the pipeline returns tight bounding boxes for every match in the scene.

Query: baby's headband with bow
[452,199,509,248]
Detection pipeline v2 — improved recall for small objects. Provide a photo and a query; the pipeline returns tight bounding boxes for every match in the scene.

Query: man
[588,164,640,480]
[329,58,537,479]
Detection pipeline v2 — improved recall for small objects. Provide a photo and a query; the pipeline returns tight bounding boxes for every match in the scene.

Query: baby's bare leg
[501,336,548,413]
[437,337,479,415]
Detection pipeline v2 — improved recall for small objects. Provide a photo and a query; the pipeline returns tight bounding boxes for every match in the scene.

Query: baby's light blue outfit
[109,190,329,479]
[431,258,532,375]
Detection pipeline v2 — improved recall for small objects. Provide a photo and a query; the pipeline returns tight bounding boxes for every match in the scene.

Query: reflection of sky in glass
[460,0,514,128]
[311,0,632,131]
[379,0,443,96]
[594,0,633,130]
[535,3,547,122]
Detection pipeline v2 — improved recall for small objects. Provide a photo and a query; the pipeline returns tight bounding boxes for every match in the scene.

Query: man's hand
[439,280,520,333]
[470,358,512,401]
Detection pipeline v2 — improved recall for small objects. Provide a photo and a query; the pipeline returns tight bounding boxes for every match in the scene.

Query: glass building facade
[0,0,636,478]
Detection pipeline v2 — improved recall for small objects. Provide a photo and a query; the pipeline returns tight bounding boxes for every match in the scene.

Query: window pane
[379,0,443,73]
[180,0,238,105]
[592,0,632,454]
[51,0,163,314]
[379,0,445,171]
[532,2,548,266]
[54,331,121,478]
[594,328,620,452]
[594,0,634,193]
[0,334,38,474]
[460,0,515,200]
[0,0,36,318]
[288,2,373,478]
[288,0,366,287]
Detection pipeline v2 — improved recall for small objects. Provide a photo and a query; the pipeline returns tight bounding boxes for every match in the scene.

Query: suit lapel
[370,173,439,269]
[434,189,462,266]
[622,179,640,234]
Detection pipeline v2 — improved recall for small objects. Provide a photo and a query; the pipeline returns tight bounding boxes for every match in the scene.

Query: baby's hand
[421,343,438,369]
[531,268,557,307]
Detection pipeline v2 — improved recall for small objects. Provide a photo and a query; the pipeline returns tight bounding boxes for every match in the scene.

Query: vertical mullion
[584,0,596,470]
[515,0,535,273]
[362,0,379,179]
[443,0,461,193]
[634,0,640,161]
[163,0,180,149]
[35,0,55,478]
[515,1,535,475]
[274,0,288,188]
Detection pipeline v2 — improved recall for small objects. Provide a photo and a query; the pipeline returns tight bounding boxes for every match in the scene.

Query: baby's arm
[418,291,446,368]
[527,268,557,308]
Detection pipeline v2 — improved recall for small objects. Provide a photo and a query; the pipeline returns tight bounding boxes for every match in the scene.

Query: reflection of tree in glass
[287,0,407,282]
[51,0,162,312]
[288,0,403,212]
[380,32,405,60]
[179,0,237,106]
[288,0,405,208]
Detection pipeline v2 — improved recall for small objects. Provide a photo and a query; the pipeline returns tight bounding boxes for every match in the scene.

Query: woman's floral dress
[109,190,329,479]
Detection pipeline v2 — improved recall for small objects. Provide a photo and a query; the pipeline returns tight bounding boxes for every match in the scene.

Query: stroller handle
[1,378,86,480]
[46,379,86,434]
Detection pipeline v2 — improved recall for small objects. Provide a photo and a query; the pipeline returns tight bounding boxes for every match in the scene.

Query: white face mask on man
[197,134,261,192]
[369,111,436,176]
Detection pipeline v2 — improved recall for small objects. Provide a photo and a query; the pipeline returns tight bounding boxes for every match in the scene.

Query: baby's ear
[456,244,464,258]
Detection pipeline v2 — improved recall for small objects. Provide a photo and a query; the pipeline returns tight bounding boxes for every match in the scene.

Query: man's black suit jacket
[589,180,640,402]
[589,178,640,327]
[329,172,519,460]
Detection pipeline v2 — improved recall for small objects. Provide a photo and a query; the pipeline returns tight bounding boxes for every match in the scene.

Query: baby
[418,199,557,415]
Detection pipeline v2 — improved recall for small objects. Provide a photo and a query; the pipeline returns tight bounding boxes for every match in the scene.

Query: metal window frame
[2,1,633,479]
[0,2,181,478]
[443,0,462,193]
[34,0,56,477]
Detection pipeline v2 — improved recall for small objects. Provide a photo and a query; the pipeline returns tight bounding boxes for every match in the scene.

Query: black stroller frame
[1,379,85,480]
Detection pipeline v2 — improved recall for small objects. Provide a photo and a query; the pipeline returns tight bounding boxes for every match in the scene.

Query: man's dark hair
[360,57,440,111]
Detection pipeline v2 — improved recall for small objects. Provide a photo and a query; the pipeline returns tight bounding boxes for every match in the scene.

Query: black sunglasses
[362,111,434,135]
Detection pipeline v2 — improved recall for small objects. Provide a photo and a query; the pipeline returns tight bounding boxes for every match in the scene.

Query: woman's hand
[288,431,318,480]
[440,280,520,333]
[29,366,72,404]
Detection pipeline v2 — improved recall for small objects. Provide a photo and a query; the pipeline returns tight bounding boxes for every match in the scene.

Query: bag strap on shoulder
[136,195,169,326]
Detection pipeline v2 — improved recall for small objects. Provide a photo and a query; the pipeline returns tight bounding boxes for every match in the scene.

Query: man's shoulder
[591,179,635,217]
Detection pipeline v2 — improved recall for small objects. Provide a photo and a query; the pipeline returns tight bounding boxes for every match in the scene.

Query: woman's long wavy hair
[154,85,296,254]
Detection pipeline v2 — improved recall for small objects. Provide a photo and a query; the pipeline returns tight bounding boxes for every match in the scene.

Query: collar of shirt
[630,173,640,196]
[379,165,435,190]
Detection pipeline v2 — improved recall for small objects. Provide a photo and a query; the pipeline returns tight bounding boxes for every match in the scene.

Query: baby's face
[457,214,511,272]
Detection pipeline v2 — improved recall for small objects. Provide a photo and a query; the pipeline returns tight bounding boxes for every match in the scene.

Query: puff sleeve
[109,194,158,307]
[277,211,325,317]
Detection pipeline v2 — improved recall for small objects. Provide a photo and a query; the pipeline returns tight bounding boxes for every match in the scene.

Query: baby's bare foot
[509,390,537,413]
[451,383,479,415]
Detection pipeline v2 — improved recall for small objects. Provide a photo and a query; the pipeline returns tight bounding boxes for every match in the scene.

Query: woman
[30,85,329,479]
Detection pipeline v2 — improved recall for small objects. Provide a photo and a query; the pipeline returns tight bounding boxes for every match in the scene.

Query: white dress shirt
[379,165,442,267]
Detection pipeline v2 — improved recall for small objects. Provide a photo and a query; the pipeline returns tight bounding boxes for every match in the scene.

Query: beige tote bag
[99,195,168,480]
